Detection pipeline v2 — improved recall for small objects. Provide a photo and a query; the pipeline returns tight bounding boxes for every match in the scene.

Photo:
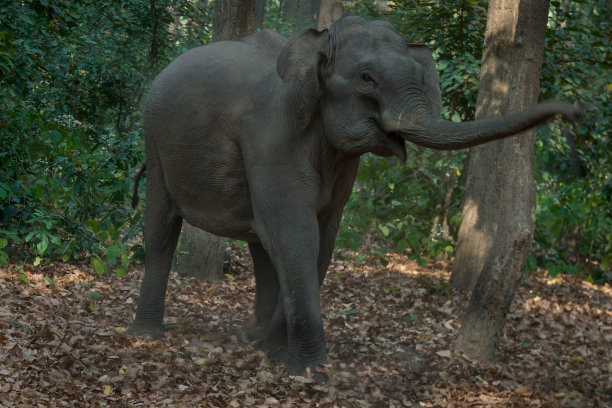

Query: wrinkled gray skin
[128,16,582,378]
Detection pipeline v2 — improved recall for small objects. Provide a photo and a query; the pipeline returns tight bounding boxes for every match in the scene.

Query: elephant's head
[277,16,583,160]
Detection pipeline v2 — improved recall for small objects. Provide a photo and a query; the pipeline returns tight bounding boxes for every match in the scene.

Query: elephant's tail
[131,163,147,209]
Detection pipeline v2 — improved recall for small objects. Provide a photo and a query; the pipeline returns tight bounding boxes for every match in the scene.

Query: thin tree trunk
[282,0,319,29]
[454,0,551,360]
[255,0,266,30]
[174,0,255,281]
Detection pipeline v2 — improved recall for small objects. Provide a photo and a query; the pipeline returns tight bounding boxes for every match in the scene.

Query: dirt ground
[1,244,610,407]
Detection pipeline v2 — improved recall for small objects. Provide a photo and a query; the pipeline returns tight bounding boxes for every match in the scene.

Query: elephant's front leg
[248,243,288,362]
[251,190,326,376]
[249,243,280,329]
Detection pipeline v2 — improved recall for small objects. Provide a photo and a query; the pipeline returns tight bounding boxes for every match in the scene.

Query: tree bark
[212,0,255,41]
[450,0,544,290]
[174,223,225,280]
[282,0,319,29]
[317,0,343,30]
[254,0,266,30]
[174,0,255,281]
[454,0,551,360]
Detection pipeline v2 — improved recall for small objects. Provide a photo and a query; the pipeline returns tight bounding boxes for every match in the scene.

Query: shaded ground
[1,244,610,407]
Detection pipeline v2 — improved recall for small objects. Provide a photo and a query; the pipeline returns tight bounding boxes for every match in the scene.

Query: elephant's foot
[287,348,329,384]
[127,319,164,339]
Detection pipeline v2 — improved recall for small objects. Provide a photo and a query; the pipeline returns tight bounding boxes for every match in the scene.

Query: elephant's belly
[160,142,258,242]
[169,179,257,242]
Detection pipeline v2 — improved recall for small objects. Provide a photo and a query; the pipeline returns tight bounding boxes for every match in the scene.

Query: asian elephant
[127,16,582,379]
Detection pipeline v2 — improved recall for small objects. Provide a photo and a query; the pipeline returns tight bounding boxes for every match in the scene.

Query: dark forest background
[0,0,609,283]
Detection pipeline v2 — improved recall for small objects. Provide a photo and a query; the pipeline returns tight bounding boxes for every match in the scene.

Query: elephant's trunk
[392,101,583,150]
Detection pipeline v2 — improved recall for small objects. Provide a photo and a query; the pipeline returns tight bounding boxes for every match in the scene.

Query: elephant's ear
[277,29,329,128]
[407,44,442,117]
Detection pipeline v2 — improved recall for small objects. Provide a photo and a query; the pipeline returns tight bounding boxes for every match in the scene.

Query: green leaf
[115,266,127,278]
[36,235,49,256]
[25,231,36,243]
[106,244,121,258]
[92,257,105,276]
[0,238,7,249]
[89,291,100,299]
[417,257,428,268]
[0,250,8,267]
[44,276,55,289]
[601,254,612,271]
[379,224,390,237]
[407,235,420,251]
[121,253,130,268]
[396,239,409,254]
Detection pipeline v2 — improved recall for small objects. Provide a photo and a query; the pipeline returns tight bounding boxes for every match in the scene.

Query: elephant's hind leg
[128,159,182,338]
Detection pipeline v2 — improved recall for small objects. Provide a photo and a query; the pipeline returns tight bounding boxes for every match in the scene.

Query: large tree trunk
[450,0,547,290]
[174,0,255,281]
[212,0,255,41]
[454,0,551,360]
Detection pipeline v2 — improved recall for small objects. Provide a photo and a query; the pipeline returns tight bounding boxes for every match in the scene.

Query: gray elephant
[128,16,582,379]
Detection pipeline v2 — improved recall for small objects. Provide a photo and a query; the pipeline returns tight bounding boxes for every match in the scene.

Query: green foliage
[533,0,611,282]
[1,0,607,285]
[338,1,481,261]
[337,150,463,261]
[0,0,211,273]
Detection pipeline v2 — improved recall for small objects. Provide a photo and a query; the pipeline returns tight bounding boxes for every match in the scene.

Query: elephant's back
[148,33,283,103]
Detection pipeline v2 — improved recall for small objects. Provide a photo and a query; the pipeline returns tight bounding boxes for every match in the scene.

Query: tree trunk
[317,0,343,30]
[254,0,266,30]
[282,0,319,29]
[174,0,255,281]
[212,0,255,41]
[174,223,225,280]
[454,0,551,360]
[450,0,545,290]
[449,140,502,289]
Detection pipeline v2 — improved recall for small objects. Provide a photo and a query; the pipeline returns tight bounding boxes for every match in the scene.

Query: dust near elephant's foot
[242,318,267,341]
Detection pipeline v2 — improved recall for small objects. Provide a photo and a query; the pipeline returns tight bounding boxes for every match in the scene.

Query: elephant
[127,16,582,380]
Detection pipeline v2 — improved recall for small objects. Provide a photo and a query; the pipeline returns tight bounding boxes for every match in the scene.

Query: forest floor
[1,243,611,407]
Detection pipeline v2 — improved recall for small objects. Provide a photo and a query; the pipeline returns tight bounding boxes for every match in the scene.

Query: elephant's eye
[361,72,375,83]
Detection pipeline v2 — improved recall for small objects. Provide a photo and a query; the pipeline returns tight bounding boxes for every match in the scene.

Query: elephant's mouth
[386,131,407,161]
